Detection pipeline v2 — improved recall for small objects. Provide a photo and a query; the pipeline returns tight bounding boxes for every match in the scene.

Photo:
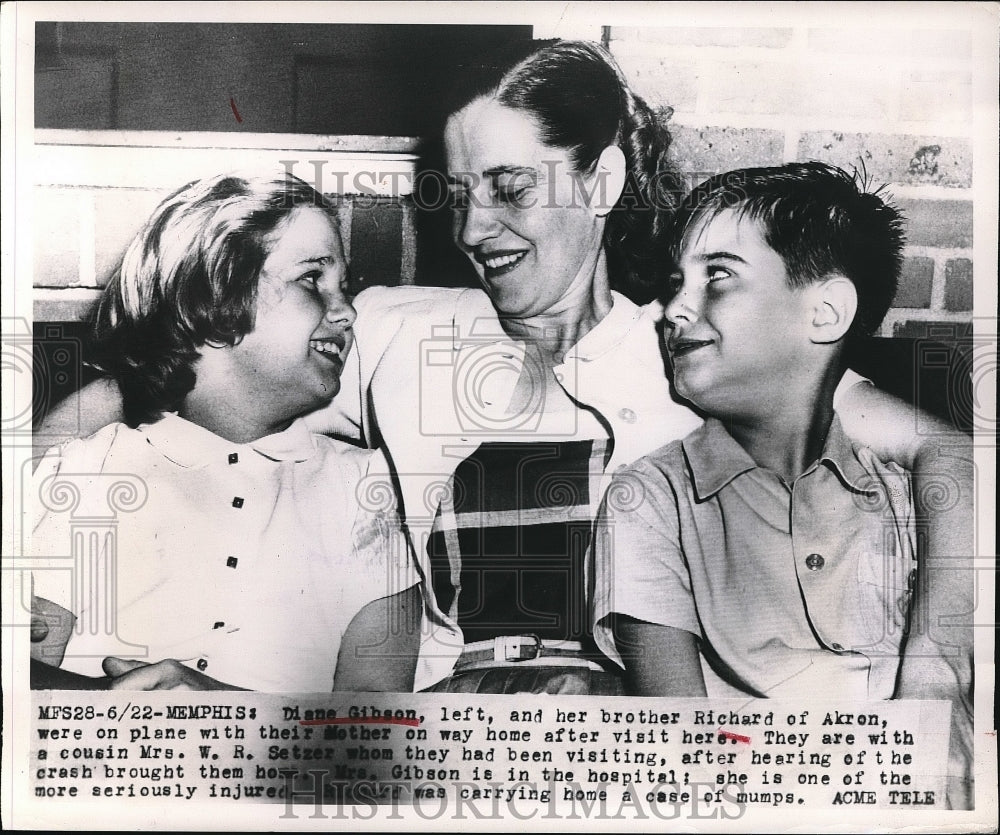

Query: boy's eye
[707,266,732,282]
[297,272,321,290]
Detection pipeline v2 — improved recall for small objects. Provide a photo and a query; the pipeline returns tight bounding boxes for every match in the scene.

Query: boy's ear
[806,275,858,344]
[589,145,627,217]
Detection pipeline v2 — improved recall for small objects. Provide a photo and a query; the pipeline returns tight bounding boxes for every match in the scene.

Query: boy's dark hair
[93,170,339,426]
[665,161,905,338]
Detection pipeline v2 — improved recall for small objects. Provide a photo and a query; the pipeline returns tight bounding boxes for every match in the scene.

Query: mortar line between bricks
[890,187,975,202]
[782,127,800,164]
[885,310,972,323]
[929,254,949,312]
[669,114,972,138]
[887,65,903,125]
[77,192,96,289]
[905,246,974,259]
[33,285,105,291]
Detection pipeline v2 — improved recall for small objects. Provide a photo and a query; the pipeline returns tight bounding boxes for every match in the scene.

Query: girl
[31,172,421,692]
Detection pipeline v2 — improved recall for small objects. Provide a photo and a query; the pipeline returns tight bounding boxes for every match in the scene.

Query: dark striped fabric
[428,439,612,644]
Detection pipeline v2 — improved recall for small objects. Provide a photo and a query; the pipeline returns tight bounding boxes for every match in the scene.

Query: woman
[37,40,971,694]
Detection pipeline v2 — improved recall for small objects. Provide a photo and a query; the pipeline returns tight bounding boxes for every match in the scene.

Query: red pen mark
[230,97,243,123]
[719,730,751,745]
[299,716,421,728]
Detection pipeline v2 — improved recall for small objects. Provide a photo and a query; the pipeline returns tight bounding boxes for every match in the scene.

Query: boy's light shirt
[31,414,418,692]
[593,415,916,700]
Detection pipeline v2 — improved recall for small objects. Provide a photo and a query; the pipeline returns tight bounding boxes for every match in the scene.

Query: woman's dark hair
[93,170,339,425]
[450,39,682,304]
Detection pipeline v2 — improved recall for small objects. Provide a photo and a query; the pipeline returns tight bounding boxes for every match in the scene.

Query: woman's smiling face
[444,97,608,319]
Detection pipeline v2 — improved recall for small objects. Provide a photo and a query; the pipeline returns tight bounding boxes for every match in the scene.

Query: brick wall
[32,24,980,341]
[31,132,420,322]
[608,24,976,340]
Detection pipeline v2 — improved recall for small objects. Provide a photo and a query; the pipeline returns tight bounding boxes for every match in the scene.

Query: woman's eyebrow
[693,251,748,264]
[483,165,538,179]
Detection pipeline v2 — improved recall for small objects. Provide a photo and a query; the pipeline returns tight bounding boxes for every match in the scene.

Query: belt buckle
[494,634,542,663]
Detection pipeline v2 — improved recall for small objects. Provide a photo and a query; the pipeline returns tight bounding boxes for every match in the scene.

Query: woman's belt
[453,635,606,672]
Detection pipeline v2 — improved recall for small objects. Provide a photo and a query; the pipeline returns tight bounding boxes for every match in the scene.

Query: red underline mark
[299,716,421,728]
[719,730,751,744]
[230,97,243,123]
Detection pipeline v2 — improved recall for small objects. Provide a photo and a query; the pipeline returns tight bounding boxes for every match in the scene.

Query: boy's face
[227,207,355,418]
[663,209,812,416]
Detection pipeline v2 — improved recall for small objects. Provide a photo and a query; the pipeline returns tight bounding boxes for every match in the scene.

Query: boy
[592,162,973,805]
[30,171,421,692]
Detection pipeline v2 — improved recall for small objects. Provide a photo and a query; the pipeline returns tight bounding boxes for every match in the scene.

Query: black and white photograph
[2,1,997,831]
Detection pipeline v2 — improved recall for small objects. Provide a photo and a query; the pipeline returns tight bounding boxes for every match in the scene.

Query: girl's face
[227,207,356,418]
[444,98,608,319]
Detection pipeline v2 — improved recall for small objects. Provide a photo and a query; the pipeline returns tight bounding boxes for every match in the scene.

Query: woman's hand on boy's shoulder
[103,657,246,691]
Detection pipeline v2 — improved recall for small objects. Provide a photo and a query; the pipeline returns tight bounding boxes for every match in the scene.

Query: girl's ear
[807,275,858,344]
[590,145,627,218]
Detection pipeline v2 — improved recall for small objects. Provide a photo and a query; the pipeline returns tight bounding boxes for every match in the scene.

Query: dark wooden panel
[348,197,404,292]
[36,22,532,136]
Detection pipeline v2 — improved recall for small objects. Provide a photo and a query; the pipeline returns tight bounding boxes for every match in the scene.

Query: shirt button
[226,556,238,568]
[232,496,244,508]
[619,408,637,423]
[228,453,239,464]
[805,553,825,571]
[197,659,208,671]
[213,621,225,629]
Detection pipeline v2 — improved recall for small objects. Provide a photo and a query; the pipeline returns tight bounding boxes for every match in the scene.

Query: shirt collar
[682,419,758,500]
[139,413,318,468]
[682,415,878,500]
[449,289,640,361]
[451,288,512,346]
[813,414,881,495]
[562,292,640,363]
[444,289,641,416]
